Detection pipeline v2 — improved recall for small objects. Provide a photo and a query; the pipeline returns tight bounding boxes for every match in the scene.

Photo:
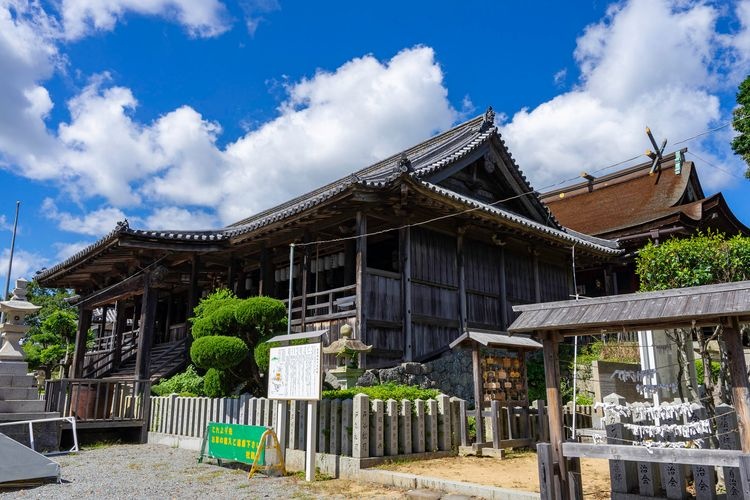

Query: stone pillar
[400,399,413,454]
[412,399,426,453]
[385,399,398,456]
[352,393,370,458]
[370,399,384,457]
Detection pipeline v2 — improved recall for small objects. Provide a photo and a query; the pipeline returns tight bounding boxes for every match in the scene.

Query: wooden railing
[44,378,151,423]
[82,329,139,379]
[283,284,357,326]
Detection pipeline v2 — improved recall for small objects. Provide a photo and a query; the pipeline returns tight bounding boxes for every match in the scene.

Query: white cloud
[41,198,128,236]
[54,241,92,260]
[0,248,48,288]
[143,206,219,230]
[500,0,750,191]
[59,0,231,40]
[241,0,279,36]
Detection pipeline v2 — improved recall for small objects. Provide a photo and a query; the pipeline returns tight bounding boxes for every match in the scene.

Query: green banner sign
[201,422,267,465]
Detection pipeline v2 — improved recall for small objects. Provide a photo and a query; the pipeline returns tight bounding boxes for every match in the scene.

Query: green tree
[636,232,750,412]
[732,75,750,178]
[23,282,78,376]
[188,289,287,397]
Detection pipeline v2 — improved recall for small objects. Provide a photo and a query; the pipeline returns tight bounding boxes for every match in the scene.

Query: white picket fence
[149,393,457,459]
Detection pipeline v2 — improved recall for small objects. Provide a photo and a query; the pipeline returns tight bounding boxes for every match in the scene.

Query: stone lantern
[323,324,371,389]
[0,278,41,362]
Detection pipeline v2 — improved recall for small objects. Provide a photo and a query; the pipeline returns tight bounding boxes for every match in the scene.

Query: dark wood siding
[539,259,570,302]
[465,240,501,328]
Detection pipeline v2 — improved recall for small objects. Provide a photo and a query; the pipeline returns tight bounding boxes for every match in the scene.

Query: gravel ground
[1,443,311,499]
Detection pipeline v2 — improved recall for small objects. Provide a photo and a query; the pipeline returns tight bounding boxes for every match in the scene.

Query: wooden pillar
[355,212,368,359]
[135,276,158,381]
[498,246,508,330]
[533,249,541,302]
[400,226,413,361]
[185,255,200,356]
[472,342,485,445]
[99,304,109,340]
[726,317,750,453]
[259,248,273,296]
[227,257,237,293]
[164,292,173,341]
[112,300,127,369]
[300,238,311,331]
[70,307,92,378]
[457,228,468,333]
[542,331,568,498]
[344,240,356,286]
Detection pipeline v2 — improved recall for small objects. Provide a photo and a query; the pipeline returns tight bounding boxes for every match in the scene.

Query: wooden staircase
[105,339,187,383]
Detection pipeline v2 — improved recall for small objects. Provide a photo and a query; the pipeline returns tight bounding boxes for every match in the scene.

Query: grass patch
[84,439,121,450]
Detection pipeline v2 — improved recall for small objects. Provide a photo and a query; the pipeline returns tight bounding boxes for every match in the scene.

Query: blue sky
[1,0,749,286]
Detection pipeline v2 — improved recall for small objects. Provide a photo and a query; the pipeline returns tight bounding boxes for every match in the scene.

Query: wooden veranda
[508,280,750,499]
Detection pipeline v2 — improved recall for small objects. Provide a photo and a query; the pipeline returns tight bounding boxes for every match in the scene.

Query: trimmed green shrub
[152,365,205,396]
[204,368,232,398]
[190,336,248,370]
[235,297,287,340]
[323,383,439,401]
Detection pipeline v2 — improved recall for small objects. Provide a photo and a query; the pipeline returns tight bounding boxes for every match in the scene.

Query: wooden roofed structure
[35,108,620,413]
[508,280,750,499]
[541,150,750,295]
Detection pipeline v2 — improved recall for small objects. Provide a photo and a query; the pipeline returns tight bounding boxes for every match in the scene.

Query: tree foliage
[732,75,750,178]
[23,282,78,375]
[187,289,287,397]
[636,232,750,291]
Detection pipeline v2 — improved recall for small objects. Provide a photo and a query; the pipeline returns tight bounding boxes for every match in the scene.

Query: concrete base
[458,443,506,458]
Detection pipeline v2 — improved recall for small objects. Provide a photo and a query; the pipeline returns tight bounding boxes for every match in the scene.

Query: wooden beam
[472,342,484,445]
[118,240,224,252]
[112,300,127,369]
[726,317,750,453]
[499,246,508,330]
[355,211,367,365]
[542,331,568,498]
[400,226,413,361]
[457,228,468,333]
[259,247,273,296]
[135,276,158,381]
[562,442,744,467]
[70,307,92,378]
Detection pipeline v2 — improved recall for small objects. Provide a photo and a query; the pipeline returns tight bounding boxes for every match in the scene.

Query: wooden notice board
[267,343,322,401]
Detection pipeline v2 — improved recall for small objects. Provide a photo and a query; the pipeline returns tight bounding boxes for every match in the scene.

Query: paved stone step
[0,399,46,413]
[0,411,59,422]
[0,387,39,400]
[0,362,30,376]
[0,374,35,387]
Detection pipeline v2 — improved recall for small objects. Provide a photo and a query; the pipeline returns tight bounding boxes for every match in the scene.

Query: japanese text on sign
[267,343,322,400]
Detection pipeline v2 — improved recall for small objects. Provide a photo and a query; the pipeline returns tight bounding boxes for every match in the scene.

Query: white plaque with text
[267,343,322,401]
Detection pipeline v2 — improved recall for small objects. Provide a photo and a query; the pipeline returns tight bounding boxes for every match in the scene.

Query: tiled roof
[416,182,620,254]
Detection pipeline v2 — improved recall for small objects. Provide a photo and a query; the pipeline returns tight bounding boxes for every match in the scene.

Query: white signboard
[267,343,322,401]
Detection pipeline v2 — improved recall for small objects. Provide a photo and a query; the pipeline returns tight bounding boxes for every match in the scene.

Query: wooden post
[185,255,199,356]
[498,246,508,330]
[726,317,750,453]
[457,228,468,333]
[135,276,157,381]
[542,331,566,499]
[537,442,557,500]
[355,212,367,364]
[112,300,127,369]
[99,304,109,341]
[400,226,413,361]
[259,248,273,296]
[300,237,311,331]
[472,342,485,446]
[71,307,92,378]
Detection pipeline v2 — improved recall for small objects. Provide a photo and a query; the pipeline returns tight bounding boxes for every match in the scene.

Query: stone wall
[355,350,477,404]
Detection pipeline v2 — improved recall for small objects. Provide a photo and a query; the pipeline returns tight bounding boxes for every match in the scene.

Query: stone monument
[0,278,60,451]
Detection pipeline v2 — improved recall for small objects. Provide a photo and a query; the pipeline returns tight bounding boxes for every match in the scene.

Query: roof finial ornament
[398,152,413,172]
[481,106,496,131]
[115,219,129,231]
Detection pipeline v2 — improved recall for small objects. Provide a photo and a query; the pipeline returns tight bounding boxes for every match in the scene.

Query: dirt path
[378,451,612,499]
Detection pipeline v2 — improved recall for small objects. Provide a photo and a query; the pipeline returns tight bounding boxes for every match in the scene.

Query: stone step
[0,362,30,376]
[0,387,40,400]
[0,374,35,387]
[0,399,46,413]
[0,411,59,422]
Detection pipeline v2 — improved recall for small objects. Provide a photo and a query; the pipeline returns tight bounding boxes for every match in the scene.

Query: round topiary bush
[234,296,287,338]
[190,335,249,370]
[203,368,232,398]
